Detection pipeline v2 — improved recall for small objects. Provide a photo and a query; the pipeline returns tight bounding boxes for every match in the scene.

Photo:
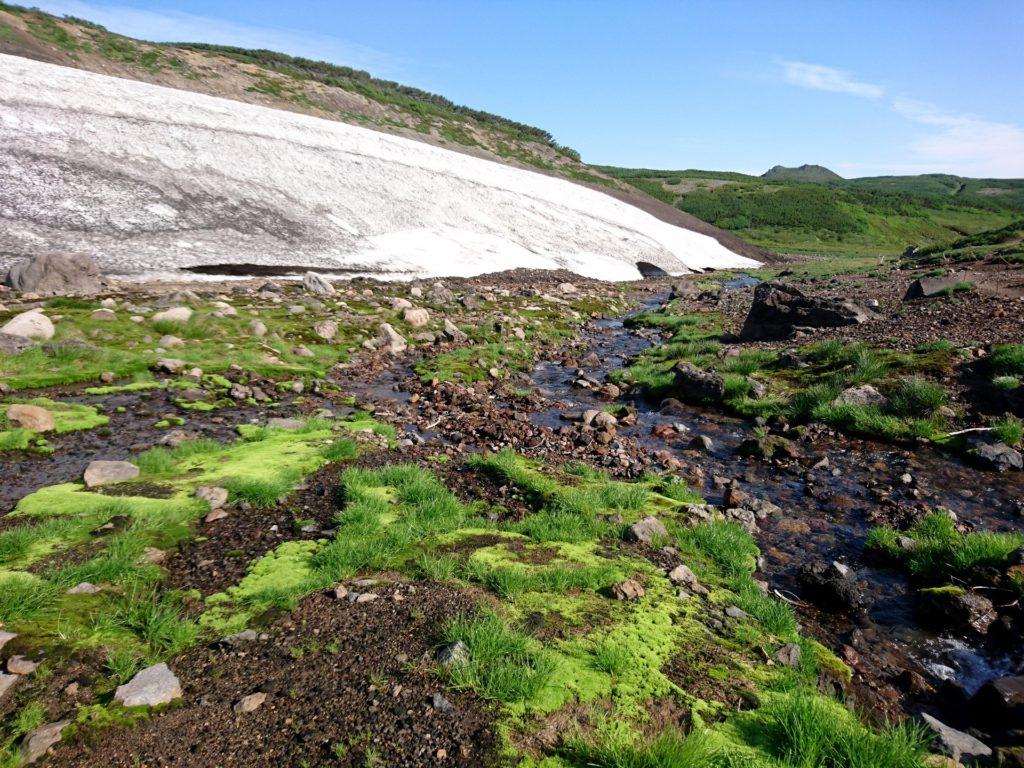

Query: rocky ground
[0,255,1022,767]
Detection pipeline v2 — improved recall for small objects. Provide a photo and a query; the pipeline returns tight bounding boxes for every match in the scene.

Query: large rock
[672,362,725,404]
[403,307,430,328]
[904,276,960,300]
[1,310,54,340]
[442,319,468,343]
[920,713,991,763]
[970,675,1024,727]
[113,663,182,707]
[379,323,407,355]
[917,586,996,635]
[623,516,668,545]
[83,460,139,488]
[152,307,192,325]
[4,252,101,295]
[0,332,34,355]
[5,404,55,432]
[302,272,335,296]
[740,282,876,341]
[798,560,869,613]
[19,720,70,765]
[967,437,1023,472]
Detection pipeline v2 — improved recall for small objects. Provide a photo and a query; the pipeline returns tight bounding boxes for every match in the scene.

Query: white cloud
[780,60,883,99]
[31,0,404,76]
[891,98,1024,177]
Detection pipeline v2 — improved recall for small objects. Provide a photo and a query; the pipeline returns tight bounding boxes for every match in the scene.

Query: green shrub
[991,344,1024,377]
[992,416,1024,447]
[886,377,947,418]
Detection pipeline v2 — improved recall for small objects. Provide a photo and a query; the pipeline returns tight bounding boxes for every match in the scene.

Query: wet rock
[672,362,725,404]
[83,460,139,488]
[834,384,887,409]
[5,404,55,432]
[195,486,228,510]
[967,437,1023,472]
[19,720,70,765]
[904,277,962,300]
[740,282,876,341]
[379,323,408,355]
[598,382,621,399]
[917,587,996,635]
[799,560,869,613]
[920,713,991,763]
[152,307,193,324]
[302,272,335,296]
[403,307,430,328]
[436,641,469,666]
[970,675,1024,727]
[1,310,54,340]
[5,252,101,296]
[623,516,668,545]
[0,332,34,354]
[233,692,267,714]
[610,578,645,600]
[114,663,182,707]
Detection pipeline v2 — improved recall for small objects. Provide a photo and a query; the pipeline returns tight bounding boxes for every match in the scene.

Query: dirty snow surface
[0,54,758,281]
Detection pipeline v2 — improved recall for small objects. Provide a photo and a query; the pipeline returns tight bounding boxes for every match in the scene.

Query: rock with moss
[917,585,996,635]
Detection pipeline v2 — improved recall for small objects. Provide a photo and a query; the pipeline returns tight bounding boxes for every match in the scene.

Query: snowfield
[0,54,759,282]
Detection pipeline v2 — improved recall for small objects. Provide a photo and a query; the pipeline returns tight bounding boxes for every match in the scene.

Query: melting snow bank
[0,53,759,282]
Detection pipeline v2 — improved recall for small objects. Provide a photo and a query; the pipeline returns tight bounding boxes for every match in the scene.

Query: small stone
[623,516,667,545]
[920,712,991,763]
[355,593,380,603]
[667,564,698,588]
[66,582,101,595]
[152,307,193,324]
[250,320,268,337]
[139,547,166,565]
[328,585,349,600]
[83,460,139,488]
[775,643,802,667]
[267,417,304,430]
[195,486,228,510]
[302,272,335,295]
[0,673,19,701]
[91,308,116,321]
[158,334,184,348]
[610,578,645,600]
[220,629,258,646]
[204,509,228,523]
[436,641,469,666]
[0,631,16,651]
[725,606,749,620]
[403,307,430,328]
[432,692,454,712]
[114,663,182,707]
[1,310,54,340]
[313,320,338,340]
[233,692,267,714]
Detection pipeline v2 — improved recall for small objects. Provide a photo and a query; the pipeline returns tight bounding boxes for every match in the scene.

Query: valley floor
[0,260,1023,767]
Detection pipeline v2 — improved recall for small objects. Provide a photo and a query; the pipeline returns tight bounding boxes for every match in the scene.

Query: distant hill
[762,164,843,183]
[597,164,1024,258]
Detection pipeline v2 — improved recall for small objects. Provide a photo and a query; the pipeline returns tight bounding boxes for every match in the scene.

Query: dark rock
[903,276,961,300]
[740,282,876,341]
[917,587,996,635]
[799,560,870,613]
[672,362,725,404]
[919,712,991,763]
[967,437,1023,472]
[623,516,668,545]
[4,252,101,295]
[0,332,34,355]
[970,675,1024,728]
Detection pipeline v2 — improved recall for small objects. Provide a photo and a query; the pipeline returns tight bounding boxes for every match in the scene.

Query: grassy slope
[597,165,1024,259]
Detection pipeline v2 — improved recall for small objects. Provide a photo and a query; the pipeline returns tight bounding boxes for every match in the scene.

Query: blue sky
[34,0,1024,177]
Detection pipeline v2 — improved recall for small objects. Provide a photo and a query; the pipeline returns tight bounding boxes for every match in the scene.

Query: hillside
[762,164,843,183]
[598,165,1024,258]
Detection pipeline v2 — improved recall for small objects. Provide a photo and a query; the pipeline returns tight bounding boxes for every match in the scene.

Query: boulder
[917,586,996,635]
[4,252,101,296]
[403,307,430,328]
[904,277,961,300]
[19,720,70,765]
[920,713,991,763]
[623,516,668,545]
[302,272,335,295]
[970,675,1024,728]
[152,307,192,324]
[1,310,54,340]
[442,319,468,343]
[967,437,1023,472]
[114,663,182,707]
[379,323,408,355]
[83,460,139,488]
[5,404,55,432]
[0,332,34,355]
[673,362,725,404]
[833,384,888,409]
[740,282,876,341]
